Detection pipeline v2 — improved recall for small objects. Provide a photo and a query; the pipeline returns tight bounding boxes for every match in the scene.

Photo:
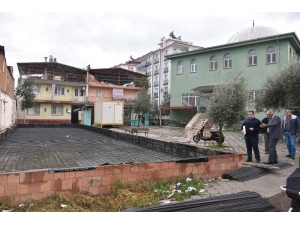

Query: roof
[17,62,87,83]
[88,68,147,86]
[227,26,281,44]
[166,32,300,59]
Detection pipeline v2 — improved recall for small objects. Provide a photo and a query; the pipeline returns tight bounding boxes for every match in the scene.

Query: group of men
[241,108,300,165]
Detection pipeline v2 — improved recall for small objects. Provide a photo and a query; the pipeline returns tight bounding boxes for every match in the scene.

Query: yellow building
[17,60,87,124]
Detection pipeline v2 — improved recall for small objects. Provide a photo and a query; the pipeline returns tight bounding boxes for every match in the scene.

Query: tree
[160,93,170,116]
[15,76,36,124]
[15,77,36,110]
[150,100,159,118]
[132,90,152,126]
[208,73,248,145]
[255,58,300,112]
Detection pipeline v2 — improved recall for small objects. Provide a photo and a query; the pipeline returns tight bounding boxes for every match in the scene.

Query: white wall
[0,91,16,131]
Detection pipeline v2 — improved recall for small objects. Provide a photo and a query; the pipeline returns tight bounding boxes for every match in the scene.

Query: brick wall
[0,50,15,98]
[0,154,243,206]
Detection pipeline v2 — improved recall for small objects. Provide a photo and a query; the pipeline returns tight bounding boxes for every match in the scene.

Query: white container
[94,101,124,126]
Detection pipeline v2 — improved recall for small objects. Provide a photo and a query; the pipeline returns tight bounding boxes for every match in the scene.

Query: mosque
[166,25,300,122]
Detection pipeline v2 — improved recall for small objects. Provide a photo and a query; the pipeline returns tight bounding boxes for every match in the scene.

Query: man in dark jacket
[261,111,271,154]
[241,111,261,163]
[260,108,282,164]
[282,109,300,160]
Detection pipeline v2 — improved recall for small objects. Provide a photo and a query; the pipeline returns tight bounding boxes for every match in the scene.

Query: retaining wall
[0,153,243,206]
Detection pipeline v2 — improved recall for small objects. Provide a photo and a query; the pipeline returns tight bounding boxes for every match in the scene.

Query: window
[210,56,217,70]
[181,93,199,106]
[191,59,197,72]
[224,54,232,68]
[51,105,63,116]
[266,47,276,63]
[177,61,183,74]
[54,86,64,95]
[27,104,40,115]
[248,50,257,66]
[96,90,104,98]
[75,89,83,96]
[32,85,40,94]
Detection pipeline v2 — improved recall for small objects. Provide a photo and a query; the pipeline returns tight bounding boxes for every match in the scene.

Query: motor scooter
[192,119,225,144]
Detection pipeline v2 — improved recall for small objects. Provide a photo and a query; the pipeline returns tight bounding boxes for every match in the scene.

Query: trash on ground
[167,193,174,198]
[185,186,197,192]
[186,177,192,182]
[160,200,171,204]
[61,204,67,208]
[199,189,205,193]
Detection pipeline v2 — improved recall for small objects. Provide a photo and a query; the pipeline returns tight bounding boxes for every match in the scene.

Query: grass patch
[206,144,231,149]
[5,176,206,212]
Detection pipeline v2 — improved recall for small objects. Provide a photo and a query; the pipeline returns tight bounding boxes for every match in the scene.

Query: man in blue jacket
[282,109,300,160]
[241,111,261,163]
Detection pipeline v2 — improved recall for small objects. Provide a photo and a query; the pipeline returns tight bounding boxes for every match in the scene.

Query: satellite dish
[49,55,54,62]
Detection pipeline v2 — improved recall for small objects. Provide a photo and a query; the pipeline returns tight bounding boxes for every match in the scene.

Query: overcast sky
[1,2,300,81]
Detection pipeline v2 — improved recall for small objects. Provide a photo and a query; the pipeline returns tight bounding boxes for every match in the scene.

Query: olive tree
[255,57,300,111]
[208,73,248,145]
[132,90,152,127]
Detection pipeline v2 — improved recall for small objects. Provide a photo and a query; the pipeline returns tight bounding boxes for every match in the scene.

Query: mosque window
[210,56,217,70]
[248,50,257,66]
[224,54,232,69]
[177,61,183,74]
[266,47,276,63]
[190,59,197,72]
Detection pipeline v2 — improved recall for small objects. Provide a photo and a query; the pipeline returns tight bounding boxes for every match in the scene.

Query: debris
[218,177,222,181]
[199,189,205,193]
[185,187,197,192]
[19,204,24,207]
[176,182,182,190]
[160,200,171,204]
[66,135,69,137]
[61,204,67,208]
[167,193,174,198]
[186,178,192,182]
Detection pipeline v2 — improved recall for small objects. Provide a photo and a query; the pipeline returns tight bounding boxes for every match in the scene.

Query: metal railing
[164,67,169,73]
[153,81,159,87]
[154,70,159,75]
[163,79,168,85]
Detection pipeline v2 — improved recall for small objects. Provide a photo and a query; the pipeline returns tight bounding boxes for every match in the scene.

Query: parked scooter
[192,119,225,144]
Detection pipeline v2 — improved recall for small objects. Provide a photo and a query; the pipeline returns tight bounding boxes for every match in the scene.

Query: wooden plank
[243,162,280,171]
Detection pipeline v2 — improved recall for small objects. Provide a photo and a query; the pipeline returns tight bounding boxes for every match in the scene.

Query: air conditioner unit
[82,87,86,90]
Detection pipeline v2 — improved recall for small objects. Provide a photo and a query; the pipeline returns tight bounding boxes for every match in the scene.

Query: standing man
[260,108,281,164]
[241,111,261,163]
[282,109,300,160]
[261,111,271,154]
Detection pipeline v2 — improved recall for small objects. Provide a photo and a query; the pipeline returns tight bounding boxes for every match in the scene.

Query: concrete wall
[0,153,242,206]
[0,48,16,131]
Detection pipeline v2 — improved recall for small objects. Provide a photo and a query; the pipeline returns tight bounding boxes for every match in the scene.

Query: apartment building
[136,32,202,107]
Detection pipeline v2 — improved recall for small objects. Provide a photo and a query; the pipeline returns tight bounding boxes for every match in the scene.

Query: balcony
[146,71,152,76]
[163,79,168,85]
[149,83,151,88]
[137,61,149,70]
[163,92,168,97]
[164,57,169,62]
[154,70,159,75]
[153,92,158,98]
[163,67,169,73]
[33,94,86,103]
[153,81,159,87]
[147,61,152,66]
[154,58,159,64]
